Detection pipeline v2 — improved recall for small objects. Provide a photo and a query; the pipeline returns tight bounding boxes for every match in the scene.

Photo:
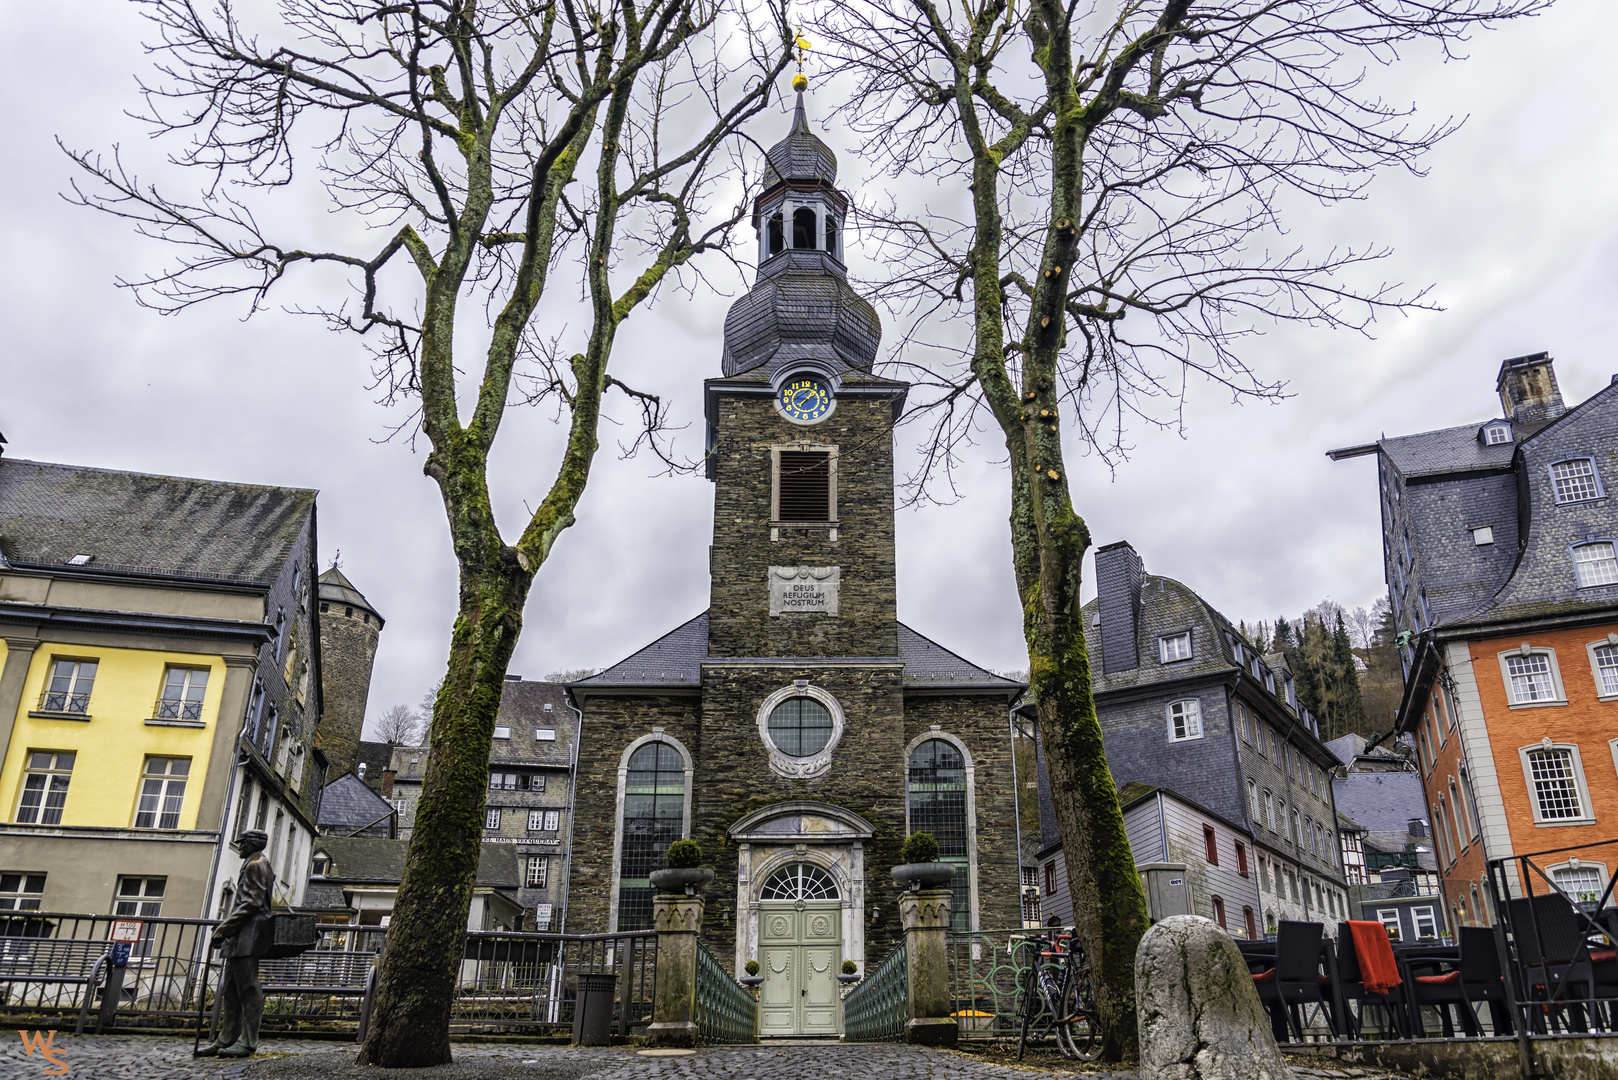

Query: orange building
[1332,354,1618,925]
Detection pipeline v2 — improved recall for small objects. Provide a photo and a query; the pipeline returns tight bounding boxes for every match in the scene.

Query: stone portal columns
[646,893,705,1047]
[898,887,957,1045]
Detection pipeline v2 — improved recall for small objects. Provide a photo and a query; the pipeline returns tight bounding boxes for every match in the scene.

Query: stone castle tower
[316,565,384,779]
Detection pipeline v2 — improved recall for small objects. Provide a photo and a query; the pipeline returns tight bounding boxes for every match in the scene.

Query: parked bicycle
[1015,930,1098,1060]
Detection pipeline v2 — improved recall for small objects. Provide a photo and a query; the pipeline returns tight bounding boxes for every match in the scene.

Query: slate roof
[1376,421,1520,480]
[318,565,381,619]
[720,258,882,377]
[573,610,1020,692]
[312,836,520,888]
[355,741,397,785]
[301,881,349,911]
[1330,769,1436,871]
[317,773,396,833]
[0,457,315,584]
[762,92,837,187]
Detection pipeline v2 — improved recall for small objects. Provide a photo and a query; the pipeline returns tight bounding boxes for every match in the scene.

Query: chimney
[1497,352,1565,426]
[381,768,396,800]
[357,762,367,782]
[1095,541,1145,674]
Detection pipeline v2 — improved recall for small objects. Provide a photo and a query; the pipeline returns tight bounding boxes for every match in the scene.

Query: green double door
[758,900,841,1036]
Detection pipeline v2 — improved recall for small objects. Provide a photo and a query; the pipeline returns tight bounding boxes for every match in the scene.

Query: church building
[566,93,1025,1037]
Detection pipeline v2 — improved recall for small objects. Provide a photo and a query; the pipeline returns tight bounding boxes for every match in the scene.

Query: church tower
[315,565,383,780]
[705,89,906,659]
[567,89,1023,1037]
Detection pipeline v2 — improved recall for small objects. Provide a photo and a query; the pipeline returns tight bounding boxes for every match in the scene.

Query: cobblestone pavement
[1,1035,1414,1080]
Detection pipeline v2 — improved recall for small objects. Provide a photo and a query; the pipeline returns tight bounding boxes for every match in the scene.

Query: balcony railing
[153,698,205,722]
[36,691,90,715]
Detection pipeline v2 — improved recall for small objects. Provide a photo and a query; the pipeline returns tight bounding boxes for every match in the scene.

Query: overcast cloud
[4,2,1618,739]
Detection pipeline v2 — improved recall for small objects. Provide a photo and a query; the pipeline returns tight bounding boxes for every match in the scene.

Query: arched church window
[617,740,685,930]
[760,862,840,901]
[824,214,838,258]
[908,738,970,930]
[767,697,834,756]
[792,207,817,249]
[768,212,785,255]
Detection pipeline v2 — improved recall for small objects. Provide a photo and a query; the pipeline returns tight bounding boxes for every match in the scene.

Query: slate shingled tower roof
[720,92,881,379]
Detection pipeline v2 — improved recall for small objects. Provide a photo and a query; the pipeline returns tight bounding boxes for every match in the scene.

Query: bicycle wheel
[1055,968,1100,1060]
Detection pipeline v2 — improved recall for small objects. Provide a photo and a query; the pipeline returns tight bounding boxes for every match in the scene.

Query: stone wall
[317,605,379,781]
[708,393,897,659]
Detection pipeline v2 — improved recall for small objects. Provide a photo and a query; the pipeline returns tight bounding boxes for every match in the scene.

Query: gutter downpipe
[561,692,584,935]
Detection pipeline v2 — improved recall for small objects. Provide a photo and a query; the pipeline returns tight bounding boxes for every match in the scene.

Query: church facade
[566,95,1024,1036]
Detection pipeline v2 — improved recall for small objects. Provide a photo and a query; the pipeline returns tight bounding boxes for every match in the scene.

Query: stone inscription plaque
[769,566,840,616]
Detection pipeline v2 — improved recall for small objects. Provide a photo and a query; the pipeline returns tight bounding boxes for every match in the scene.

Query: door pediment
[728,800,875,844]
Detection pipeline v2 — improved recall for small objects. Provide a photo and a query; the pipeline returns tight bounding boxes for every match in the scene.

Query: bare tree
[823,0,1544,1057]
[373,703,423,746]
[67,0,791,1065]
[542,667,599,682]
[1347,605,1378,652]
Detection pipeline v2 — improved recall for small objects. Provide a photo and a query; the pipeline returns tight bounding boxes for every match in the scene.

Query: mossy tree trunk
[66,0,790,1068]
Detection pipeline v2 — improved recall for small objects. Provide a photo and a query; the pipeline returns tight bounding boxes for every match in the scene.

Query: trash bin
[572,972,618,1046]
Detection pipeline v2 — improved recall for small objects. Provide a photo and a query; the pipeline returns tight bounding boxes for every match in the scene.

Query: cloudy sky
[5,2,1618,738]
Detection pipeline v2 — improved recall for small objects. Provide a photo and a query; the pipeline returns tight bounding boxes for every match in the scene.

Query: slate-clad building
[1330,354,1618,926]
[1055,541,1352,935]
[566,93,1024,1038]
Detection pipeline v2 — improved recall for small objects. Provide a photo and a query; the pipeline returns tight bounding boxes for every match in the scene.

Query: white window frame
[756,683,846,779]
[1247,780,1258,824]
[1412,906,1439,940]
[1573,541,1618,589]
[1159,631,1192,664]
[1546,860,1608,905]
[485,808,501,830]
[1376,908,1402,940]
[1497,645,1567,708]
[1549,457,1605,504]
[133,756,190,830]
[526,856,548,888]
[1166,699,1203,742]
[1586,636,1618,701]
[1483,423,1511,446]
[1517,741,1596,826]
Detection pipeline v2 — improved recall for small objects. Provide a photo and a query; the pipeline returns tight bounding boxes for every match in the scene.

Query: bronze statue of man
[197,829,275,1059]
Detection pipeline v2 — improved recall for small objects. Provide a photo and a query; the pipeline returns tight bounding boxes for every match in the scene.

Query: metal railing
[0,913,214,1031]
[1487,840,1618,1045]
[946,928,1054,1041]
[448,929,656,1037]
[0,914,657,1040]
[693,940,755,1044]
[843,939,907,1042]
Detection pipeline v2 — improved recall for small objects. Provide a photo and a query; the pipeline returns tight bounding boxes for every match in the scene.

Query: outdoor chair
[1509,895,1593,1034]
[1407,925,1512,1036]
[1334,920,1409,1039]
[1252,920,1337,1041]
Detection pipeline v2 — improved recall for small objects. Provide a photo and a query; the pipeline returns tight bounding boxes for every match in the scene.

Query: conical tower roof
[762,92,837,187]
[319,565,382,622]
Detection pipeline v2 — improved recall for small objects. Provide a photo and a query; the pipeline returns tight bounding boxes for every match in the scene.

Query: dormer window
[793,207,816,249]
[1482,422,1511,446]
[1159,632,1191,663]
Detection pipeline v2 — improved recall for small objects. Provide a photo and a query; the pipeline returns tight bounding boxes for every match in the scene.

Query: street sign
[110,920,143,943]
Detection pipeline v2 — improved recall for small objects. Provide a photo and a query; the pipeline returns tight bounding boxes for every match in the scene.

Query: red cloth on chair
[1347,920,1402,995]
[1252,968,1276,983]
[1415,970,1460,986]
[1592,949,1617,963]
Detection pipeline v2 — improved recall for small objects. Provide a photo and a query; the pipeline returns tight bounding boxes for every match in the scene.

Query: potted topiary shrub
[837,959,860,985]
[648,839,715,895]
[890,832,956,892]
[740,959,764,987]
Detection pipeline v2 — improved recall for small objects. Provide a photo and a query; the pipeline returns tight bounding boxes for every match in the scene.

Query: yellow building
[0,455,326,918]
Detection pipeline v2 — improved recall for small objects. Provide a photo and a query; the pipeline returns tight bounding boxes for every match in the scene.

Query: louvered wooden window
[777,451,831,521]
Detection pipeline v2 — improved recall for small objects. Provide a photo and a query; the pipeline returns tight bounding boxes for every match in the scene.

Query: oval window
[766,697,834,757]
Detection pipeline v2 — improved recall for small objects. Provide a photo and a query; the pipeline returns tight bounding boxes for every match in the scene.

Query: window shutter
[778,452,831,521]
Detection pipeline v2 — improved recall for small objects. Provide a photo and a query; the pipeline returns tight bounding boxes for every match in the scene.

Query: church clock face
[778,376,833,424]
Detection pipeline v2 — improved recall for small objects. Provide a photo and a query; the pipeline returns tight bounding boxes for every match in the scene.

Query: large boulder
[1136,916,1292,1080]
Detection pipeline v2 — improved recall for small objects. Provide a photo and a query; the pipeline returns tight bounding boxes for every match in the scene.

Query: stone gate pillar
[646,894,704,1047]
[898,887,957,1045]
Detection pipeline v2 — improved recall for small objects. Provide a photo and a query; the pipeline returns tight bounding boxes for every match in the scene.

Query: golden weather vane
[792,27,811,92]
